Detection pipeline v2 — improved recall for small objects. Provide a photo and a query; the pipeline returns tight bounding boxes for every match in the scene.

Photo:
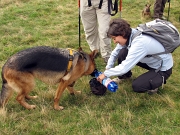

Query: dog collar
[67,48,74,72]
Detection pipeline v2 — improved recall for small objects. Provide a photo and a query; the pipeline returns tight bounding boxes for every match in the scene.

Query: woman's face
[111,36,127,45]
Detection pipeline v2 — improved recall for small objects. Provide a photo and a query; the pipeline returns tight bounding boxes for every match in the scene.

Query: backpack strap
[87,0,103,9]
[147,51,169,56]
[131,30,164,72]
[87,0,118,15]
[131,30,142,41]
[146,55,163,72]
[129,30,142,48]
[132,30,169,55]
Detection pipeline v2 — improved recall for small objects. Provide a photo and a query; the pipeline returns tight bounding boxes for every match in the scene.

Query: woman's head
[107,18,131,39]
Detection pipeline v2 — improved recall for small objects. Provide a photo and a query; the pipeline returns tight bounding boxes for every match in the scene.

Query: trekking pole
[167,0,170,21]
[78,0,81,49]
[119,0,122,18]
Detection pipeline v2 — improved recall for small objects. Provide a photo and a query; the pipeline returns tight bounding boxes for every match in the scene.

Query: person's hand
[97,73,106,84]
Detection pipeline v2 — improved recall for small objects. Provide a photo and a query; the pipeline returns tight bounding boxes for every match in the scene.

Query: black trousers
[153,0,167,18]
[117,48,172,93]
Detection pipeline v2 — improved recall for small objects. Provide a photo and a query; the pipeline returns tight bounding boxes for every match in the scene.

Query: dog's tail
[0,69,13,108]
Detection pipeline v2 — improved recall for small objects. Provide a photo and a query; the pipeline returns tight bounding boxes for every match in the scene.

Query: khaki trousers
[80,0,112,58]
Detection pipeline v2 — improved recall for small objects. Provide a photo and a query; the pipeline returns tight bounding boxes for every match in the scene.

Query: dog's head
[144,4,151,12]
[77,48,96,76]
[88,50,97,74]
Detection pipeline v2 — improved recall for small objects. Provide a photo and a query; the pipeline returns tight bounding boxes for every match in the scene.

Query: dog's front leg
[54,80,68,110]
[66,81,81,95]
[67,86,81,95]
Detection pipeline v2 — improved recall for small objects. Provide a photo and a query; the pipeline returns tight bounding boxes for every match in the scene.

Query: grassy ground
[0,0,180,134]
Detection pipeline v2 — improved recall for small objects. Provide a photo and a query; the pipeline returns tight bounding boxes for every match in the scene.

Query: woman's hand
[97,73,106,84]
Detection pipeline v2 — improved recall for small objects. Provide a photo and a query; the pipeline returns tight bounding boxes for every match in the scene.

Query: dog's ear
[77,47,84,57]
[78,47,82,51]
[89,50,97,59]
[145,4,151,8]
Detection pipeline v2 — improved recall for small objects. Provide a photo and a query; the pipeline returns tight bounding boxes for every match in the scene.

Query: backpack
[132,19,180,72]
[89,78,107,96]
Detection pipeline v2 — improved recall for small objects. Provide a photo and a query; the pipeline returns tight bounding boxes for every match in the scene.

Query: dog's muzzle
[90,68,98,77]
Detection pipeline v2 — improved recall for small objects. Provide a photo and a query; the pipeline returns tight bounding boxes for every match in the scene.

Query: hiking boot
[112,77,123,84]
[160,16,166,20]
[153,16,166,20]
[112,76,131,84]
[147,88,158,95]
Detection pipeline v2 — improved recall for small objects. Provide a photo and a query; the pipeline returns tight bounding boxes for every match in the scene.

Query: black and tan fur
[142,4,151,17]
[0,46,96,110]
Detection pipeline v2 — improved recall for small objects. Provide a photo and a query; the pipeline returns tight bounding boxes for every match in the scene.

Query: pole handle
[78,0,80,7]
[119,0,122,11]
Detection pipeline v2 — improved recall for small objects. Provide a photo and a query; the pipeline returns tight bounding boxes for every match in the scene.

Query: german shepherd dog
[142,4,151,17]
[0,46,96,110]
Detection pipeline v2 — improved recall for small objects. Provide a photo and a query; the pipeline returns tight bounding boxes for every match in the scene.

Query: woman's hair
[107,18,131,39]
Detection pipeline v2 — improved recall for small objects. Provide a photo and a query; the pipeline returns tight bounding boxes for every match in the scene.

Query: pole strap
[108,0,118,16]
[88,0,103,9]
[87,0,118,16]
[88,0,92,7]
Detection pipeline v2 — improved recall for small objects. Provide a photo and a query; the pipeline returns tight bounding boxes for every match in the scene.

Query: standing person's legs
[96,0,112,59]
[159,0,167,18]
[132,68,172,93]
[154,0,162,18]
[80,0,100,52]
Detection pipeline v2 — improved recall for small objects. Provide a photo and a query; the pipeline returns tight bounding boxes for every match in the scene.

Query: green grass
[0,0,180,134]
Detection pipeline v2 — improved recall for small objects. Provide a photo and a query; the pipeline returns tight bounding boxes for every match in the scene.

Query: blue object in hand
[94,69,118,92]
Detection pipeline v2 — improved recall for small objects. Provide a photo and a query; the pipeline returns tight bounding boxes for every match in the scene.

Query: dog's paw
[54,105,64,110]
[32,95,38,99]
[75,91,81,94]
[70,91,81,95]
[29,105,36,109]
[25,95,38,100]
